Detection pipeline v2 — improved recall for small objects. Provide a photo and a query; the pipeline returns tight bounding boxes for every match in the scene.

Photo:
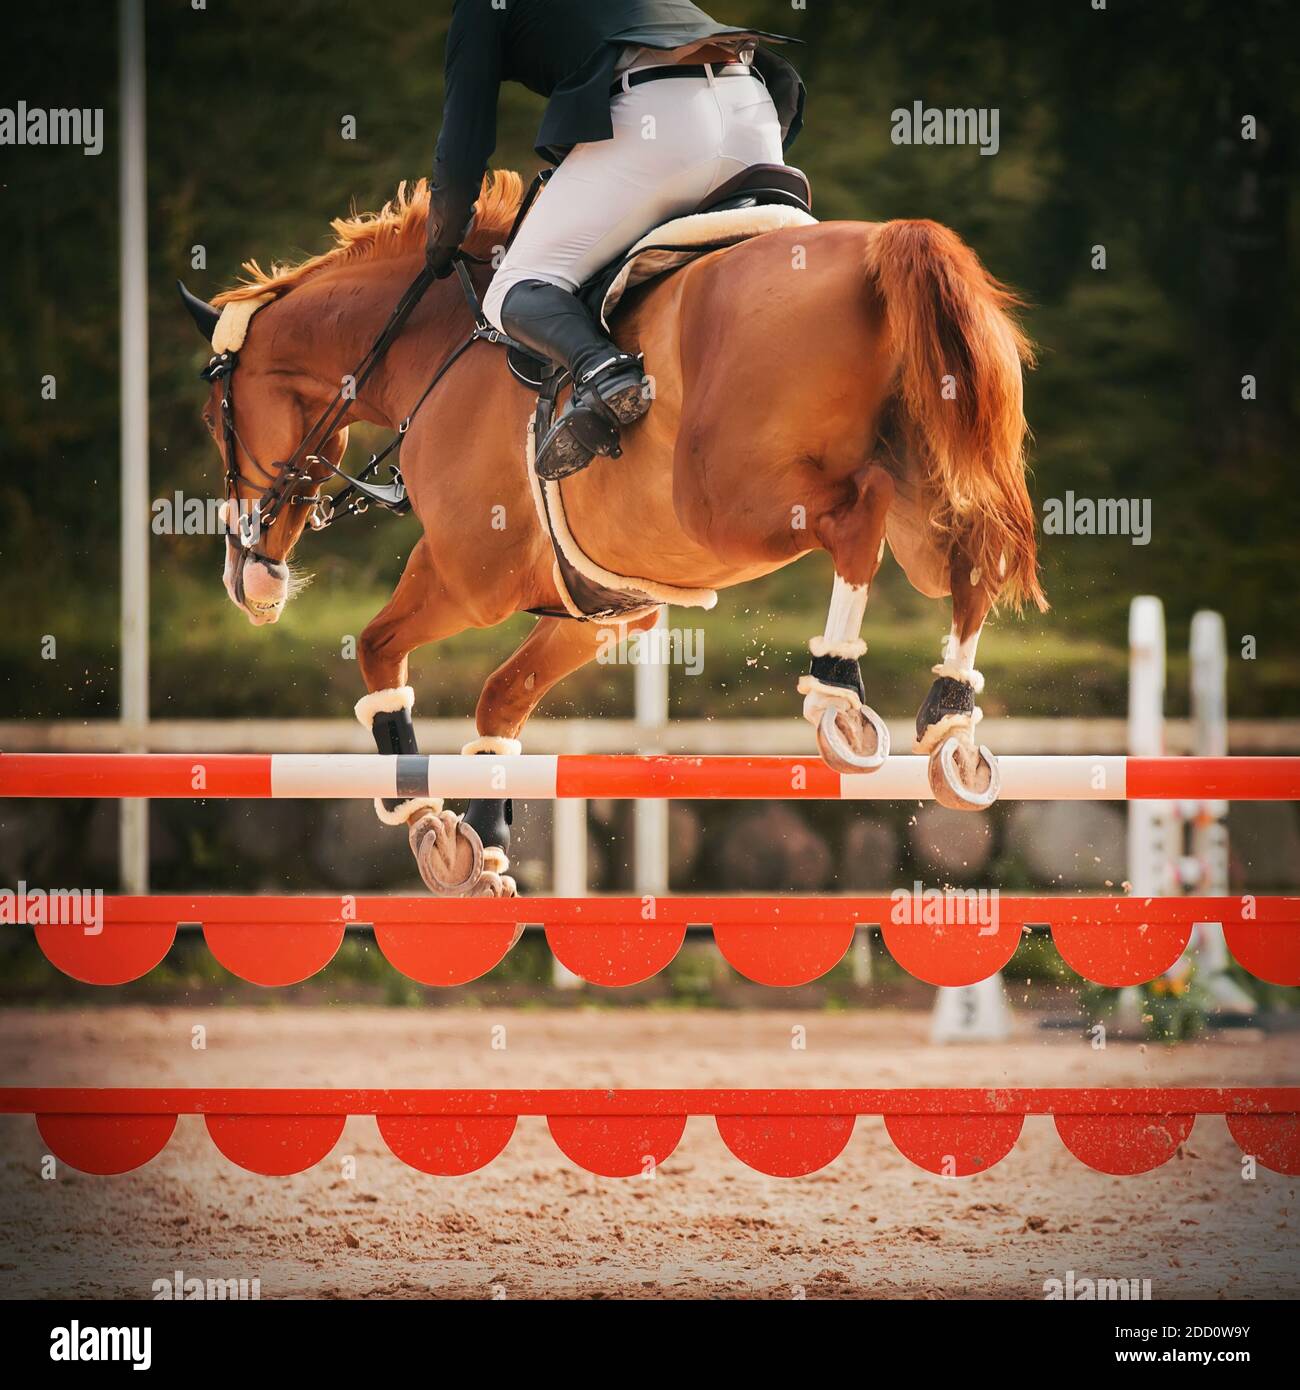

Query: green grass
[11,539,1296,723]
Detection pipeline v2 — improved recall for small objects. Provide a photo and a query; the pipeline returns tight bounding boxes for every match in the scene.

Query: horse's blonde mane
[213,171,524,307]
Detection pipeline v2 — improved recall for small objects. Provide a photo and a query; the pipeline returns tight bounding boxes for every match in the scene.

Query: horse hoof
[407,810,508,897]
[473,873,518,901]
[816,703,889,774]
[928,736,1000,811]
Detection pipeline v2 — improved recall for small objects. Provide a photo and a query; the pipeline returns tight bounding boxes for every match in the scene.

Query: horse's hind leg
[800,462,895,773]
[914,542,1000,810]
[474,611,661,739]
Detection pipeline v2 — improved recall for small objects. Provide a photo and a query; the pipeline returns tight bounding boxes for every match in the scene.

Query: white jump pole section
[1120,597,1172,1028]
[1189,610,1230,892]
[1185,611,1251,1012]
[550,795,587,988]
[556,609,670,986]
[118,0,150,894]
[633,609,671,895]
[1127,597,1175,894]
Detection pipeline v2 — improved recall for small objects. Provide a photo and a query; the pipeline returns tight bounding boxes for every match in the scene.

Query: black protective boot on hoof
[800,652,890,774]
[367,699,419,818]
[463,797,512,859]
[499,279,650,480]
[806,652,867,708]
[914,675,976,753]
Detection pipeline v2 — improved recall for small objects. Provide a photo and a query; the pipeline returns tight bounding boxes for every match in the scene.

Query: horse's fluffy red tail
[868,220,1046,611]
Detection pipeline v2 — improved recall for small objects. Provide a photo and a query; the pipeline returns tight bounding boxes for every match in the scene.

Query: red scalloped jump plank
[716,1114,857,1176]
[203,921,346,987]
[34,918,178,987]
[376,1115,517,1175]
[547,1114,688,1176]
[545,918,688,987]
[878,912,1023,987]
[1054,1113,1195,1175]
[13,896,1295,991]
[1224,1114,1300,1176]
[883,1113,1024,1175]
[1045,897,1300,987]
[4,1088,1295,1179]
[374,920,520,986]
[206,1113,347,1175]
[712,913,857,986]
[1221,920,1300,988]
[34,1113,177,1175]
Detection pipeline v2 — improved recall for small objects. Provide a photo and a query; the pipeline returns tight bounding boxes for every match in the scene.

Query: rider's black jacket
[433,0,805,210]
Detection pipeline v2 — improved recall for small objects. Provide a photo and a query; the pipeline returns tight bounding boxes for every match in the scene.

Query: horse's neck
[295,259,466,430]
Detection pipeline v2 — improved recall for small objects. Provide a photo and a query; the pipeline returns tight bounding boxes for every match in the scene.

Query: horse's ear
[177,280,220,343]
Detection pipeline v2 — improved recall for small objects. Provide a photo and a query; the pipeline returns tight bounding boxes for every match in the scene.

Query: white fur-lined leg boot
[798,574,890,773]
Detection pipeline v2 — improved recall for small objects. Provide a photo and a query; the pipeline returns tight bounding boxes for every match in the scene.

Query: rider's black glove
[425,179,476,278]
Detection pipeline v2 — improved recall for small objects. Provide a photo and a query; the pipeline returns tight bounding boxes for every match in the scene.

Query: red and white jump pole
[2,752,1296,801]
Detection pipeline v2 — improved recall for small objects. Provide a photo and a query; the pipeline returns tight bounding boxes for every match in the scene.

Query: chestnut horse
[184,173,1044,897]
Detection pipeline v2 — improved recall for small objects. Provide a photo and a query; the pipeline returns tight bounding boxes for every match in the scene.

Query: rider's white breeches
[482,64,783,331]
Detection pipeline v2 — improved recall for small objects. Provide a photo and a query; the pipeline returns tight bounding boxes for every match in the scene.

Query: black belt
[611,63,753,97]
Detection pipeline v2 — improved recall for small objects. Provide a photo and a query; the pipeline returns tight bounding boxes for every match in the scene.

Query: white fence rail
[3,716,1297,755]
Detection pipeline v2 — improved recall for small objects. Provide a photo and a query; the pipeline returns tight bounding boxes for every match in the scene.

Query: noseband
[205,257,519,555]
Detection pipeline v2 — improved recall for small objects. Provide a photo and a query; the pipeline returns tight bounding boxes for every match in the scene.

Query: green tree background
[2,0,1297,725]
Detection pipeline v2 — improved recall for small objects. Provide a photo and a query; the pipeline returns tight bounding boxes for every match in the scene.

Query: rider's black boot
[499,279,651,480]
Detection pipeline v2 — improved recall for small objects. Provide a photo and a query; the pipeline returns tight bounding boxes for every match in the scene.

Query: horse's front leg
[355,539,517,898]
[800,463,895,773]
[437,610,662,892]
[914,548,999,810]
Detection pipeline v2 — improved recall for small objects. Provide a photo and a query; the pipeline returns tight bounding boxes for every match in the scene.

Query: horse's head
[178,281,347,625]
[179,175,526,626]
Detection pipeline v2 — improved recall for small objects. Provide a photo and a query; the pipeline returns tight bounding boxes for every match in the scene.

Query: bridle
[204,252,522,557]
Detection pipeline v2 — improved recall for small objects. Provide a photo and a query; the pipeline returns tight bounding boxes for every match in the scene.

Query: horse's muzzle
[224,536,289,625]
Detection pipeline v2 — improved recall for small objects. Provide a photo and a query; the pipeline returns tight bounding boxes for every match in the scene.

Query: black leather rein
[206,252,525,550]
